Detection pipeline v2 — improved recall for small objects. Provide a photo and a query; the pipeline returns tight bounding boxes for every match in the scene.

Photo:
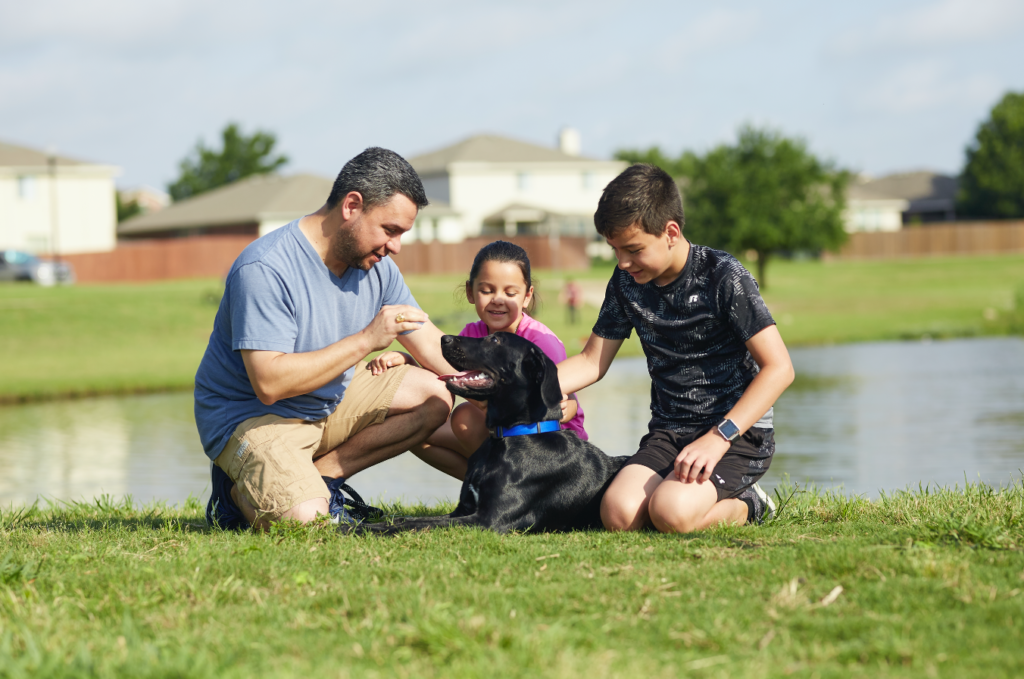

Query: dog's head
[438,333,564,429]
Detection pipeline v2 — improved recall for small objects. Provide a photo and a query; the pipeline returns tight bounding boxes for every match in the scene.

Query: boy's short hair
[594,164,685,238]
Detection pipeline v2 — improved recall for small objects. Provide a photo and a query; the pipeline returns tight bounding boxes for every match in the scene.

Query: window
[17,176,36,200]
[582,171,594,190]
[517,172,530,191]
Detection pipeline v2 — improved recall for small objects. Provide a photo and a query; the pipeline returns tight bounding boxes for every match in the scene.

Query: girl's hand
[368,351,413,376]
[559,396,578,423]
[673,430,731,484]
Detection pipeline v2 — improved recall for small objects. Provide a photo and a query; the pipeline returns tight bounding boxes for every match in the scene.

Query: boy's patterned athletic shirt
[592,243,776,440]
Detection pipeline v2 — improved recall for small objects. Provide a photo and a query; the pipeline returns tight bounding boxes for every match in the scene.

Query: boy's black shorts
[627,427,775,502]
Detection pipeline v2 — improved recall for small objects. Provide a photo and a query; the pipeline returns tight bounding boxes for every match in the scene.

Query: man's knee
[278,497,330,525]
[399,367,453,419]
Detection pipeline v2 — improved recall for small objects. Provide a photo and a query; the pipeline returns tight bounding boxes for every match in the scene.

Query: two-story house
[0,140,119,255]
[406,130,627,243]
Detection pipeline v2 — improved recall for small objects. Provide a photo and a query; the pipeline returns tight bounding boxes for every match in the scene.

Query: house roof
[118,173,333,235]
[418,199,458,218]
[409,134,606,174]
[848,171,958,202]
[0,140,97,168]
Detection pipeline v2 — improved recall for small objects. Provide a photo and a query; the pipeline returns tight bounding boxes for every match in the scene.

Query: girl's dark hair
[465,240,538,314]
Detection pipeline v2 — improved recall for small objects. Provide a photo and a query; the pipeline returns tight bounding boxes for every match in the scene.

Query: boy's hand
[367,351,410,376]
[674,430,731,484]
[559,396,578,424]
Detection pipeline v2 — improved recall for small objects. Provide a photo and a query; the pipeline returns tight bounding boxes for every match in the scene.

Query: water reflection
[0,338,1021,507]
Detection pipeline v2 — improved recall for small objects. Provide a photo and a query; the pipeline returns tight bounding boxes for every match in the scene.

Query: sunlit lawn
[1,480,1021,677]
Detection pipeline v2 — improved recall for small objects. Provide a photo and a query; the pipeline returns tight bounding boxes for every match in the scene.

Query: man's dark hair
[594,164,685,238]
[326,147,429,212]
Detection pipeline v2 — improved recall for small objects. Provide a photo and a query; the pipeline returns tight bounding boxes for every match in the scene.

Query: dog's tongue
[438,371,472,382]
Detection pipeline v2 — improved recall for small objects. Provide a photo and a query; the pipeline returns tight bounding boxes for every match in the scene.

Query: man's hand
[367,351,414,376]
[360,304,428,353]
[674,430,731,484]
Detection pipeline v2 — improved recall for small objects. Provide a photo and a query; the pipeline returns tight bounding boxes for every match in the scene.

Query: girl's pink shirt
[458,312,588,440]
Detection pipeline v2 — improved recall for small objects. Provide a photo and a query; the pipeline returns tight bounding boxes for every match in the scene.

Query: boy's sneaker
[322,477,384,524]
[752,482,776,523]
[740,482,776,525]
[206,463,246,530]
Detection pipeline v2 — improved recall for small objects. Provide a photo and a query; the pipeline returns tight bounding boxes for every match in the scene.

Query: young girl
[368,241,587,480]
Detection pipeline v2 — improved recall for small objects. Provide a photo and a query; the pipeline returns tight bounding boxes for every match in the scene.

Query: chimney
[558,127,581,156]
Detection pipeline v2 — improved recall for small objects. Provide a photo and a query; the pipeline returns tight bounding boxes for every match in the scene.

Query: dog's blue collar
[492,420,561,439]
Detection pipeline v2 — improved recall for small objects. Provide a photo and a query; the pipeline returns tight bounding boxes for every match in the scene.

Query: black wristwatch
[715,418,741,442]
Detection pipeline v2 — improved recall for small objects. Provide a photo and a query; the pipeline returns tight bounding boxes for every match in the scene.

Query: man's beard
[332,227,377,271]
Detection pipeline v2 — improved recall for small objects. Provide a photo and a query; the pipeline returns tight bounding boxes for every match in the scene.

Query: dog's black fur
[353,333,628,534]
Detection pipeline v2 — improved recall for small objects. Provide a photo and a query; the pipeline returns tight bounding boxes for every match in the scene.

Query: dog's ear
[526,344,565,417]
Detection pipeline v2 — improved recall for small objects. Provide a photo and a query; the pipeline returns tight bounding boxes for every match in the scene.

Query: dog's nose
[441,335,455,346]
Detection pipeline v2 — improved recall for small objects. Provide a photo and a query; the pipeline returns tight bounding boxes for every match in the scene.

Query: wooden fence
[58,234,589,283]
[59,235,257,283]
[389,236,590,275]
[836,220,1024,260]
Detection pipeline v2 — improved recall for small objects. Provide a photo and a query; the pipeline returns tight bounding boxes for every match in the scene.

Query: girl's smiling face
[467,260,534,334]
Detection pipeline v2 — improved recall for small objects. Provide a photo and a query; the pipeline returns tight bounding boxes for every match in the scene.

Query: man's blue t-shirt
[194,219,418,460]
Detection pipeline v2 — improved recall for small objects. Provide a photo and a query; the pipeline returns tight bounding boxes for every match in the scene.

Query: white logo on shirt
[689,294,699,303]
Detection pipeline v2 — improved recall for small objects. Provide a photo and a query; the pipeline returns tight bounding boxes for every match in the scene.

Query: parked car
[0,250,75,285]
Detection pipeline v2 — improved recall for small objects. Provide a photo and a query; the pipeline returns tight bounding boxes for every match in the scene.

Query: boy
[557,164,794,533]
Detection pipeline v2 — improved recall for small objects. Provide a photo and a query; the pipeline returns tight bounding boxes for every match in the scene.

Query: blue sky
[2,0,1022,190]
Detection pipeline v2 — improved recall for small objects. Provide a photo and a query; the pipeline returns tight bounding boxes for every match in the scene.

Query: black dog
[354,333,628,534]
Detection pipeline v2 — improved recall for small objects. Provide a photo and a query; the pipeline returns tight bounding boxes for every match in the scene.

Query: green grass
[0,280,223,402]
[1,253,1022,401]
[1,481,1021,677]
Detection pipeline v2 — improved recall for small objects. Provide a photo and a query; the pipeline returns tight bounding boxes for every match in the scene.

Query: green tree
[957,91,1024,219]
[617,126,849,287]
[167,123,288,201]
[116,192,142,222]
[614,146,694,178]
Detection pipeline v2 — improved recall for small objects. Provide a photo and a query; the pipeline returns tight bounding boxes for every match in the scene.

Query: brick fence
[58,234,590,283]
[835,220,1024,259]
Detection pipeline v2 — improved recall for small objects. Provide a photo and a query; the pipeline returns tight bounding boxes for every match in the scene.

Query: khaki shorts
[213,362,411,520]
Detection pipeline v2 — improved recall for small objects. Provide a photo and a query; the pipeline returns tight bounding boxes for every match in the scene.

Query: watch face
[718,419,740,441]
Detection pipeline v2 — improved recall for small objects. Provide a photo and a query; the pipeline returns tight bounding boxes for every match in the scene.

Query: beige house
[845,171,958,232]
[0,141,119,254]
[407,130,627,243]
[118,173,334,240]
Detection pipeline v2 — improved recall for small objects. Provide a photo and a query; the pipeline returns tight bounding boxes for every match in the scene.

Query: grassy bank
[1,254,1022,401]
[1,481,1021,677]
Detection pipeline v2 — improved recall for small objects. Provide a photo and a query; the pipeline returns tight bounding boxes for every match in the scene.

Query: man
[195,147,458,530]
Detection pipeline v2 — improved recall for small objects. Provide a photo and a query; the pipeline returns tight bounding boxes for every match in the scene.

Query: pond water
[1,337,1022,508]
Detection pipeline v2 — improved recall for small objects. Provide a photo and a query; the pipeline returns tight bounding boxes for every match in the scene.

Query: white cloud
[659,8,761,65]
[856,60,1003,114]
[833,0,1024,55]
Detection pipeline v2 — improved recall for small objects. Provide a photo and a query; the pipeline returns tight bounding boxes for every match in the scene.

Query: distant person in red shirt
[564,278,582,325]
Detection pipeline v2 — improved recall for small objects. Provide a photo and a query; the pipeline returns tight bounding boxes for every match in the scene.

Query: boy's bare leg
[600,465,664,531]
[313,367,452,479]
[647,476,748,533]
[412,420,469,480]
